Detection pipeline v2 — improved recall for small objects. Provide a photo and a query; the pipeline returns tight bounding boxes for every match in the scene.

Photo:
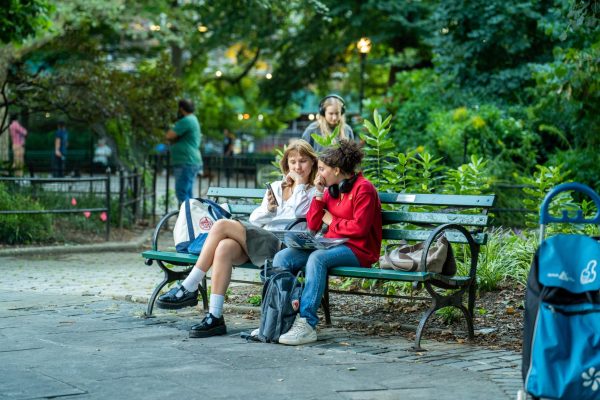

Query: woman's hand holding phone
[265,183,278,212]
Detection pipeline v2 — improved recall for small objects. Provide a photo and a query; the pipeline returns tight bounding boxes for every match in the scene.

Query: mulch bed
[227,280,525,353]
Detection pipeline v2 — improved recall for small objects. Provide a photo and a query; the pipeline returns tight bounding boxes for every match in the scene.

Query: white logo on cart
[581,260,597,285]
[547,271,575,282]
[582,366,600,392]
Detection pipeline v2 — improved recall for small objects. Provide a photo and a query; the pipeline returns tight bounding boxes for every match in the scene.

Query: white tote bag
[173,198,231,254]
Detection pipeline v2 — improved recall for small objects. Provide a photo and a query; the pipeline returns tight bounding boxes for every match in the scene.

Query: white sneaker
[250,328,260,337]
[278,315,317,345]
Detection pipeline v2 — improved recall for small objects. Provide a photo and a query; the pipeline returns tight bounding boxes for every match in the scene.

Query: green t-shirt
[171,114,202,166]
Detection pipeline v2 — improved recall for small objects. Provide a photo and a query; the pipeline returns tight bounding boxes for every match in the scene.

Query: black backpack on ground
[256,264,303,343]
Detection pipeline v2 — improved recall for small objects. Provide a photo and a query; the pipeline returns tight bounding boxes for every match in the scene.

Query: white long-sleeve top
[249,180,316,230]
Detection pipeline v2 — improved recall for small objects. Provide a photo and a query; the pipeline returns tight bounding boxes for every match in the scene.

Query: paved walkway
[0,239,524,400]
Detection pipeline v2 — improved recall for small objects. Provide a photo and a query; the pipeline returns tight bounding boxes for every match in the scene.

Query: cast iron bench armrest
[152,210,179,251]
[419,223,479,277]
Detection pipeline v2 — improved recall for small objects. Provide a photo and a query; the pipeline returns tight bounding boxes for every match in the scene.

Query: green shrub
[425,104,539,178]
[0,183,53,244]
[549,149,600,191]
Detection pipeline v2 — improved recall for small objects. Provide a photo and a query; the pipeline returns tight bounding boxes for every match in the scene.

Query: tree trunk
[0,46,13,162]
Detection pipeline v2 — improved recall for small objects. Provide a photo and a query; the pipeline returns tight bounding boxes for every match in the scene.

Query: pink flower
[100,212,108,222]
[71,197,77,206]
[83,211,91,218]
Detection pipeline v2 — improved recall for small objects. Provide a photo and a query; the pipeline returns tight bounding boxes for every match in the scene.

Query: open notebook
[269,230,348,250]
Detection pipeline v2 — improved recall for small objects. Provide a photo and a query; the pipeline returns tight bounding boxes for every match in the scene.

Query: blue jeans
[272,245,360,328]
[173,164,200,203]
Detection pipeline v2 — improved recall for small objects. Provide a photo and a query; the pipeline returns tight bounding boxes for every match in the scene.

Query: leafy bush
[425,104,539,178]
[443,155,492,195]
[549,149,600,191]
[0,182,53,244]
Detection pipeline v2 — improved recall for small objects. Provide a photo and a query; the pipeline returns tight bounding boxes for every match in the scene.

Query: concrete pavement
[0,240,523,400]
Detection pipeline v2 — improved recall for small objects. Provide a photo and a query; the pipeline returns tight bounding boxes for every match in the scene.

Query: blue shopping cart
[519,182,600,400]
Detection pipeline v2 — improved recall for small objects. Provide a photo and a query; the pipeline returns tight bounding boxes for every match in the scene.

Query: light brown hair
[279,139,318,186]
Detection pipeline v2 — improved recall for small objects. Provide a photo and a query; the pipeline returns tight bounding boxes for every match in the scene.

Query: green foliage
[444,156,492,195]
[380,149,420,193]
[549,148,600,190]
[436,306,462,325]
[457,228,537,291]
[382,69,450,151]
[518,164,572,229]
[361,109,394,188]
[0,0,53,44]
[311,124,341,149]
[361,109,450,194]
[425,104,539,177]
[410,152,445,194]
[429,0,556,98]
[0,182,53,244]
[247,294,262,306]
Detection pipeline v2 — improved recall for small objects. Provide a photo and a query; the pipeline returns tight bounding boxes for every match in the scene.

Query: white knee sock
[209,294,225,318]
[181,267,206,292]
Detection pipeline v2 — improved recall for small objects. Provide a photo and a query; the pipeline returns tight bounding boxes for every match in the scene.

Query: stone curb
[0,229,154,257]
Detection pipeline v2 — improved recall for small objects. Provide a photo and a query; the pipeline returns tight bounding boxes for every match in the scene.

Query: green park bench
[142,186,495,350]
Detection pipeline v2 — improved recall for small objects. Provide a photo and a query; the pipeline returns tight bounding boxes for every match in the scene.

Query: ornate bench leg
[144,261,195,318]
[468,281,476,318]
[145,276,169,318]
[457,304,475,340]
[413,305,437,352]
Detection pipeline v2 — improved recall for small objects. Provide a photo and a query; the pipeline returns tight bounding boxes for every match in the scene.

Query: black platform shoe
[156,285,198,310]
[189,313,227,338]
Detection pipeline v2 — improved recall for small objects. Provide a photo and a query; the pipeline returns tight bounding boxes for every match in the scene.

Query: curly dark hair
[318,139,364,174]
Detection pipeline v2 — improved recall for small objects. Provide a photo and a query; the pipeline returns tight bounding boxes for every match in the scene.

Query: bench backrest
[207,187,496,245]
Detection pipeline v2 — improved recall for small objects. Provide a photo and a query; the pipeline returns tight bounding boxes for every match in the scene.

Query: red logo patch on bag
[198,216,214,230]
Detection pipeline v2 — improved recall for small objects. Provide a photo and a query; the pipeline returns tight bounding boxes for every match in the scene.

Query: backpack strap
[198,198,232,220]
[292,270,304,290]
[184,199,195,241]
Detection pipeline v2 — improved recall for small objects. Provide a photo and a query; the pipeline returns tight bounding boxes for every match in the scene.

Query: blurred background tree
[0,0,597,189]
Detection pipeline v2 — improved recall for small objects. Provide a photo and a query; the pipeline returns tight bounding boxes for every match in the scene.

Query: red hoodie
[306,173,382,267]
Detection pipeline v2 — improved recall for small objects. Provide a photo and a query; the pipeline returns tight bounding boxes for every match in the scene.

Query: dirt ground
[227,279,526,353]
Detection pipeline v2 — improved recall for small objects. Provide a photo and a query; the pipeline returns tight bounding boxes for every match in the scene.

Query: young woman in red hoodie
[273,139,382,345]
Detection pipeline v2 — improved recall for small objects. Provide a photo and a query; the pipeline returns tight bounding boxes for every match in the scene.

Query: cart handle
[540,182,600,225]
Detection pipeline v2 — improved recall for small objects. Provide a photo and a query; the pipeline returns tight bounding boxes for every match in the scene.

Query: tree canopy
[1,0,598,185]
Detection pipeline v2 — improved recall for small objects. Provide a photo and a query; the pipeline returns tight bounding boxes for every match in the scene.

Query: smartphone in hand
[265,183,279,206]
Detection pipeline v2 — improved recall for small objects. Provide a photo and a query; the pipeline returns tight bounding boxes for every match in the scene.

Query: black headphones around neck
[319,94,346,117]
[328,174,358,199]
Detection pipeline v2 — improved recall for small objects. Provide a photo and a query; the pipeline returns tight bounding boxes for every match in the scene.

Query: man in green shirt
[165,99,203,203]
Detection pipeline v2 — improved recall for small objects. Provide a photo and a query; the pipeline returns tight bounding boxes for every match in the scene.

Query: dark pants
[52,155,65,177]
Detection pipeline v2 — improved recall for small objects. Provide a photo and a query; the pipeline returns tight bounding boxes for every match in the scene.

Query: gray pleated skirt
[240,221,282,267]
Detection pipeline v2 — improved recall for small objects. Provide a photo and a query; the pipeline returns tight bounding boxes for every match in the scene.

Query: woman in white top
[156,139,318,338]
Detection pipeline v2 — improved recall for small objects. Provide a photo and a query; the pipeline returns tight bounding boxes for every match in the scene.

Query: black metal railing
[0,172,113,240]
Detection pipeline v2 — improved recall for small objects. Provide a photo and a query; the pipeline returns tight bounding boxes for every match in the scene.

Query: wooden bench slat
[328,266,472,285]
[329,266,431,281]
[142,250,196,264]
[382,211,489,226]
[142,250,260,270]
[141,251,471,286]
[378,192,495,207]
[208,188,495,208]
[207,187,265,198]
[382,229,488,245]
[228,204,260,214]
